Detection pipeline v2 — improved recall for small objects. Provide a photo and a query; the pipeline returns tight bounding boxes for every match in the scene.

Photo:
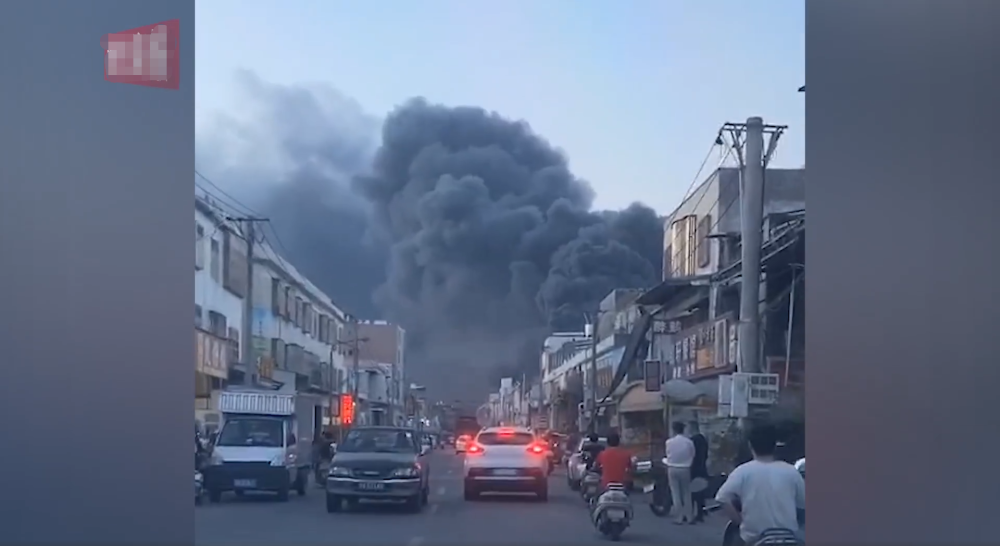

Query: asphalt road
[196,450,726,546]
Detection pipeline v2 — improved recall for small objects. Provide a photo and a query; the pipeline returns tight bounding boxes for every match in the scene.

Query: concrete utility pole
[720,118,786,377]
[586,312,600,433]
[227,216,269,386]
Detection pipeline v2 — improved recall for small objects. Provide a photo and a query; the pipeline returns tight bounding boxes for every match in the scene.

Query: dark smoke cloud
[195,70,386,319]
[199,75,664,403]
[355,99,663,400]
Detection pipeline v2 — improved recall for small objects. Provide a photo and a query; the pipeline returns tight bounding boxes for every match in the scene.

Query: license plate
[606,509,626,520]
[358,481,385,491]
[233,479,256,488]
[493,469,518,476]
[642,483,655,493]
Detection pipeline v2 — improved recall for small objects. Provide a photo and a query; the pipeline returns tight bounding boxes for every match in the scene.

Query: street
[196,450,726,545]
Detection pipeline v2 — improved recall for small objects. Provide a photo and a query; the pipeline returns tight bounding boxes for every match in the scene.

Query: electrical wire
[668,141,742,277]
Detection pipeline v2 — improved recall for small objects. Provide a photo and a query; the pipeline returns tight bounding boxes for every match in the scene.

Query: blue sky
[195,0,803,214]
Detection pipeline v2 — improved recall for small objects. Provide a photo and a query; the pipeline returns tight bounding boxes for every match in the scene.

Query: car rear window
[477,432,535,446]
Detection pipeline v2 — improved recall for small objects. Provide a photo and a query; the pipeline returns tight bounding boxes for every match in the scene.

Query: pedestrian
[689,421,710,523]
[664,421,696,524]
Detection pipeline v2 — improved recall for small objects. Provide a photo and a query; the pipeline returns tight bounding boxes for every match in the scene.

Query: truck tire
[276,485,290,502]
[295,470,307,496]
[208,489,222,503]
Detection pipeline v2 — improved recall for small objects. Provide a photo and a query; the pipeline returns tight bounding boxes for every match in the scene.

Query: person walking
[689,421,710,523]
[665,421,696,524]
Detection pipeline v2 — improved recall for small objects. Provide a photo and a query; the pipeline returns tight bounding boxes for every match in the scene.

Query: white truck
[203,390,313,502]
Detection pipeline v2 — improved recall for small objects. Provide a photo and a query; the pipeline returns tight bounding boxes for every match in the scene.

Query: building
[356,360,395,426]
[194,198,248,433]
[629,167,805,465]
[247,241,349,440]
[355,320,406,425]
[663,167,804,279]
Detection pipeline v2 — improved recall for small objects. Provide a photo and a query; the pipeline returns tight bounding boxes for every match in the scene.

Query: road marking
[407,538,424,546]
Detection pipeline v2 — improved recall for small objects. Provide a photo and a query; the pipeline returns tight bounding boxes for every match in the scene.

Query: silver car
[566,436,607,491]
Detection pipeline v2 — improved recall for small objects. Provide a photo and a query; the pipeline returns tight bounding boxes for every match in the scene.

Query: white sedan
[462,427,549,501]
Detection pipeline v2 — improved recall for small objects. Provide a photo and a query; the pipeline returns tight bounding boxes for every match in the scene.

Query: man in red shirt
[595,431,632,491]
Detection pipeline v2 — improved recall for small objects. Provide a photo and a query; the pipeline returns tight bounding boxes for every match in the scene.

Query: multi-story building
[248,243,349,440]
[355,320,406,425]
[194,198,248,433]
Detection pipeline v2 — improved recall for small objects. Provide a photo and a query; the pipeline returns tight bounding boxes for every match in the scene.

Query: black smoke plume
[198,75,663,403]
[355,98,662,400]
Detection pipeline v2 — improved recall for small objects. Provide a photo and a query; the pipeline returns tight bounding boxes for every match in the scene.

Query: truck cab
[204,391,311,502]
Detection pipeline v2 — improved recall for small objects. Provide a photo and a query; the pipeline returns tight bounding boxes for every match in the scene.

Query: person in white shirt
[715,423,806,545]
[664,421,696,524]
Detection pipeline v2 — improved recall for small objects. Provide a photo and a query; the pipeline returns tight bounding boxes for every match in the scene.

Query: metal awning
[618,384,663,414]
[635,274,712,307]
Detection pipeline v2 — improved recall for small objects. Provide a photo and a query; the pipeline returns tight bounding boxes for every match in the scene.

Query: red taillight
[466,444,485,455]
[528,444,545,455]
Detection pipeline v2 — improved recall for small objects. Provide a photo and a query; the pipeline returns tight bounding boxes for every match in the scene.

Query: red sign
[102,19,180,89]
[341,394,355,425]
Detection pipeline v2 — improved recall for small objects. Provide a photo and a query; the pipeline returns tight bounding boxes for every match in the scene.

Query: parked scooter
[591,479,633,541]
[195,471,205,505]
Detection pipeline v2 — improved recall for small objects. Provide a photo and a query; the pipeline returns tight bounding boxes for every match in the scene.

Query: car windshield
[215,417,284,448]
[577,438,608,451]
[477,431,534,446]
[339,429,418,453]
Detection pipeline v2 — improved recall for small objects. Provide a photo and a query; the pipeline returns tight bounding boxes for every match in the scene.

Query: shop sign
[195,329,229,379]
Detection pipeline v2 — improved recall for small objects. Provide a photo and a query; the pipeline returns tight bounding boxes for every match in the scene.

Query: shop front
[195,328,230,433]
[616,384,665,458]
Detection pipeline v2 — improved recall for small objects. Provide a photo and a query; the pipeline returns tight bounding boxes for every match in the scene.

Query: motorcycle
[581,468,602,508]
[591,480,633,541]
[195,471,205,505]
[707,497,804,546]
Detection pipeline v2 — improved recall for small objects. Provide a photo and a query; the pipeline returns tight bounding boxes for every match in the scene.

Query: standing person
[714,423,806,545]
[689,421,710,523]
[665,421,696,525]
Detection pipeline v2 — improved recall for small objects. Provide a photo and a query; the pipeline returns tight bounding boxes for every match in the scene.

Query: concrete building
[246,241,349,440]
[356,320,406,424]
[194,198,248,433]
[663,167,804,279]
[355,360,395,426]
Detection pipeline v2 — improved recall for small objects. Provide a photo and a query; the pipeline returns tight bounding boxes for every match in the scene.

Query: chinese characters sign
[102,19,180,89]
[340,394,355,425]
[195,329,228,379]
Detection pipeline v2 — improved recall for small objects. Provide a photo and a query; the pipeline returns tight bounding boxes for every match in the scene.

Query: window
[669,215,697,277]
[303,304,313,335]
[195,304,203,328]
[696,214,713,268]
[208,311,227,338]
[210,239,221,282]
[282,286,291,318]
[271,278,282,315]
[227,327,240,363]
[476,431,534,446]
[195,223,205,270]
[295,297,304,327]
[318,315,328,343]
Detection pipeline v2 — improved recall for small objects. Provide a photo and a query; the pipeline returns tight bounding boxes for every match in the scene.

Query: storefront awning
[618,385,663,414]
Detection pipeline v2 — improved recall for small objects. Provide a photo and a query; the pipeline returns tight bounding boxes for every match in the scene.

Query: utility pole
[587,311,599,433]
[227,215,269,386]
[720,118,786,377]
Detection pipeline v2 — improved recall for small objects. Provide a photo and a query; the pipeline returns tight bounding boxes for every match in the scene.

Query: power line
[668,142,741,277]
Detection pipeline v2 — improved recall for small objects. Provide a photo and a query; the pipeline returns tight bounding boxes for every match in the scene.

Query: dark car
[325,426,431,513]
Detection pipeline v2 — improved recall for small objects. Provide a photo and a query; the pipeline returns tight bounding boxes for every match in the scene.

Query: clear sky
[195,0,803,214]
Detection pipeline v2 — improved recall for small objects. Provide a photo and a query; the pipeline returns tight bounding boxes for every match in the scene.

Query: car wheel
[536,483,549,502]
[421,486,430,505]
[463,483,479,501]
[405,493,424,513]
[325,494,342,513]
[275,485,290,502]
[208,489,222,503]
